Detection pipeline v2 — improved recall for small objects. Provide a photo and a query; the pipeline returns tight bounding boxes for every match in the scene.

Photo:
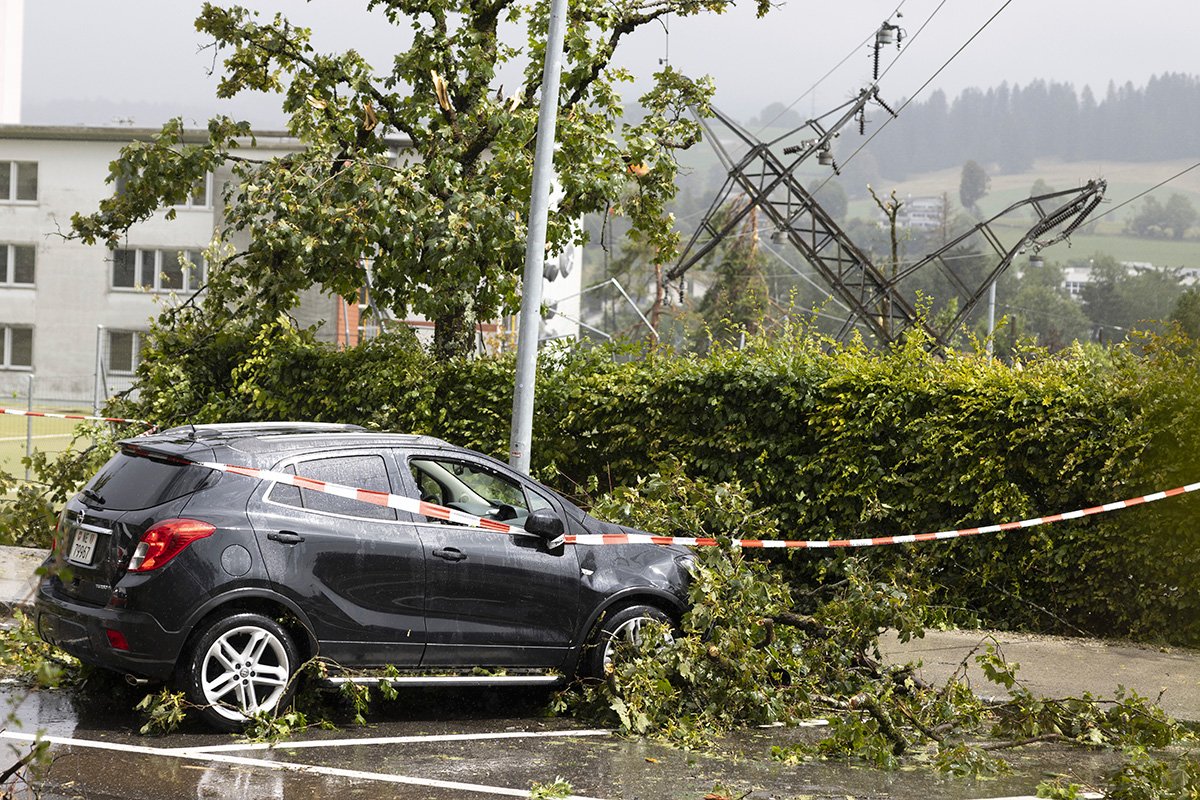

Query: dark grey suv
[35,423,690,729]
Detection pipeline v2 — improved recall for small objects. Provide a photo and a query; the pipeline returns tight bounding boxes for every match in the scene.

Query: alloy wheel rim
[602,616,670,669]
[200,625,290,721]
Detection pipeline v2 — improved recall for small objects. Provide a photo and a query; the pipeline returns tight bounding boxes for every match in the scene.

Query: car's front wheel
[180,612,299,731]
[583,604,674,679]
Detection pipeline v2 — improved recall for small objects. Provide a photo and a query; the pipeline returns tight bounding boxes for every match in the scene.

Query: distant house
[0,124,580,407]
[897,195,947,232]
[1060,260,1197,299]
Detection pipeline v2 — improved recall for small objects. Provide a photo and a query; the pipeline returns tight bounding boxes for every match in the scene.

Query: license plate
[68,528,98,565]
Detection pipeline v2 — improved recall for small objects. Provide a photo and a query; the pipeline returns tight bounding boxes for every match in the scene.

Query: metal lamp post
[508,0,569,474]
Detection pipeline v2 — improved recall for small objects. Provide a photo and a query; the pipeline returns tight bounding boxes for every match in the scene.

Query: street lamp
[508,0,569,474]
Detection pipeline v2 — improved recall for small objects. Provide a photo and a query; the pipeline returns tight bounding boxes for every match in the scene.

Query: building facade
[0,124,580,408]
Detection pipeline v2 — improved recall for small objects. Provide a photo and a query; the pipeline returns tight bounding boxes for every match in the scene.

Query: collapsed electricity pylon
[669,94,1107,347]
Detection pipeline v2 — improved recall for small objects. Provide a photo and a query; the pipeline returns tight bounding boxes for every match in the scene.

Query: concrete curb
[0,545,48,612]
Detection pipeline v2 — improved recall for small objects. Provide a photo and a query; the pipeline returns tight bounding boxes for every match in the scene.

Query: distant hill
[844,74,1200,179]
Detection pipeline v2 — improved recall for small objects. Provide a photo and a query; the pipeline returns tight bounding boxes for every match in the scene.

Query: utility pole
[508,0,568,474]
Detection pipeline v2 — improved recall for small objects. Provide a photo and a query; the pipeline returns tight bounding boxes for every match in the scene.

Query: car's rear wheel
[181,612,299,731]
[583,604,673,679]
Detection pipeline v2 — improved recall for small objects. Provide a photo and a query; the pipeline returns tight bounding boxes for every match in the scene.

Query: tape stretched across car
[35,422,692,730]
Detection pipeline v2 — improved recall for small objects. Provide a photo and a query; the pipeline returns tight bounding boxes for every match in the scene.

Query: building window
[111,248,205,292]
[0,161,37,202]
[0,326,32,369]
[0,245,35,285]
[107,330,144,375]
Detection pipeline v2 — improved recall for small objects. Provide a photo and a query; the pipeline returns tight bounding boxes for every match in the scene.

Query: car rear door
[400,449,580,669]
[249,449,426,666]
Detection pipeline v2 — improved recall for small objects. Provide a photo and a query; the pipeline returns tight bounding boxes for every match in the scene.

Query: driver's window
[410,458,529,523]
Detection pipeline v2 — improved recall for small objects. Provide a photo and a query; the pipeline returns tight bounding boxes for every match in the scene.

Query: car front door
[250,449,426,667]
[401,450,580,669]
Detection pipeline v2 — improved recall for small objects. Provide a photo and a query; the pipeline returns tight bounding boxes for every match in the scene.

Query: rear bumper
[34,577,183,681]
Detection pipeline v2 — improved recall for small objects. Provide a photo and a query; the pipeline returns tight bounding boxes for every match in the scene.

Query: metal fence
[0,338,140,486]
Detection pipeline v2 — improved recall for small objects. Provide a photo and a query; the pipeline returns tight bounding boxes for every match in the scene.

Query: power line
[874,0,949,86]
[997,302,1127,332]
[753,2,907,136]
[1088,160,1200,224]
[809,0,1014,200]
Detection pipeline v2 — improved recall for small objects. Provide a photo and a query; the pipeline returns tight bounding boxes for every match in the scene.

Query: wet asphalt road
[0,681,1128,800]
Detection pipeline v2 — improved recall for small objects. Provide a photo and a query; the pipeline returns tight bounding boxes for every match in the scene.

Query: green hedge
[119,316,1200,645]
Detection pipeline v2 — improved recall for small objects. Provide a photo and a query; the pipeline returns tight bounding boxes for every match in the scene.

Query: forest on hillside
[837,73,1200,178]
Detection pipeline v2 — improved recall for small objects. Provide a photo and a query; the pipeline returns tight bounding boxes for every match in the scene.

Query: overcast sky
[20,0,1200,128]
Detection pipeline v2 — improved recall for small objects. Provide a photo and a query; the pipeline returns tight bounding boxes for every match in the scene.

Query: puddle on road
[0,685,1137,799]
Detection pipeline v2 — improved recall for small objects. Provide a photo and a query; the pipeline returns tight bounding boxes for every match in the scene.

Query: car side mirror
[525,509,564,548]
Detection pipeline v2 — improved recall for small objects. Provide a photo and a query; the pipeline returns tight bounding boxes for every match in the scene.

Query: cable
[761,241,854,313]
[873,0,949,87]
[1087,160,1200,225]
[809,0,1014,200]
[998,302,1127,332]
[754,1,907,136]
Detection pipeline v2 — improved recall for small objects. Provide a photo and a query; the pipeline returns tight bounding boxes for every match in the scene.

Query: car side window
[410,458,549,524]
[269,455,397,521]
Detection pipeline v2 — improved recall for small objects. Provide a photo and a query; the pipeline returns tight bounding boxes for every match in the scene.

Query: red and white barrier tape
[181,454,1200,550]
[0,407,149,426]
[565,478,1200,548]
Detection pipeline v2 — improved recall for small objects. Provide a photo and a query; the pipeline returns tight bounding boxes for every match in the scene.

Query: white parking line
[1,730,1107,800]
[0,730,609,800]
[171,727,613,753]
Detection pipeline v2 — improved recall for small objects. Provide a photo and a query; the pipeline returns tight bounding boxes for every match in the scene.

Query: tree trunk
[647,261,664,342]
[433,301,477,360]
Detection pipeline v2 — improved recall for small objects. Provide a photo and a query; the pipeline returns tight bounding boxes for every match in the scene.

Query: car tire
[583,604,673,679]
[180,612,300,732]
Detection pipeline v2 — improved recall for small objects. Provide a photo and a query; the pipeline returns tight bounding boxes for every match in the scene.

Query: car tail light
[105,629,130,651]
[128,518,216,572]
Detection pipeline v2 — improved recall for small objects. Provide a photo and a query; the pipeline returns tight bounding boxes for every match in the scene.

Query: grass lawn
[843,158,1200,269]
[0,415,84,483]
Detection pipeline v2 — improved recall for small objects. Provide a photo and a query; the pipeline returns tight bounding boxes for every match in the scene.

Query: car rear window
[82,451,218,511]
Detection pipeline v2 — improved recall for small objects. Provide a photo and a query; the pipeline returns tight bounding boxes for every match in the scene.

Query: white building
[0,124,263,404]
[1060,260,1198,299]
[0,124,581,407]
[898,195,947,232]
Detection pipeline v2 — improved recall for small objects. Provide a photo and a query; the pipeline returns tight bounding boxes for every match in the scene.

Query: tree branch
[231,23,418,144]
[977,733,1065,751]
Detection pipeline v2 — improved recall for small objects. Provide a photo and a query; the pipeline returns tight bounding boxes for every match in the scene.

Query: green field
[0,414,86,483]
[845,158,1200,268]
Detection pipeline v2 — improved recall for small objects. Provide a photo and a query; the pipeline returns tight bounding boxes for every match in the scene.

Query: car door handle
[268,531,305,545]
[432,547,467,562]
